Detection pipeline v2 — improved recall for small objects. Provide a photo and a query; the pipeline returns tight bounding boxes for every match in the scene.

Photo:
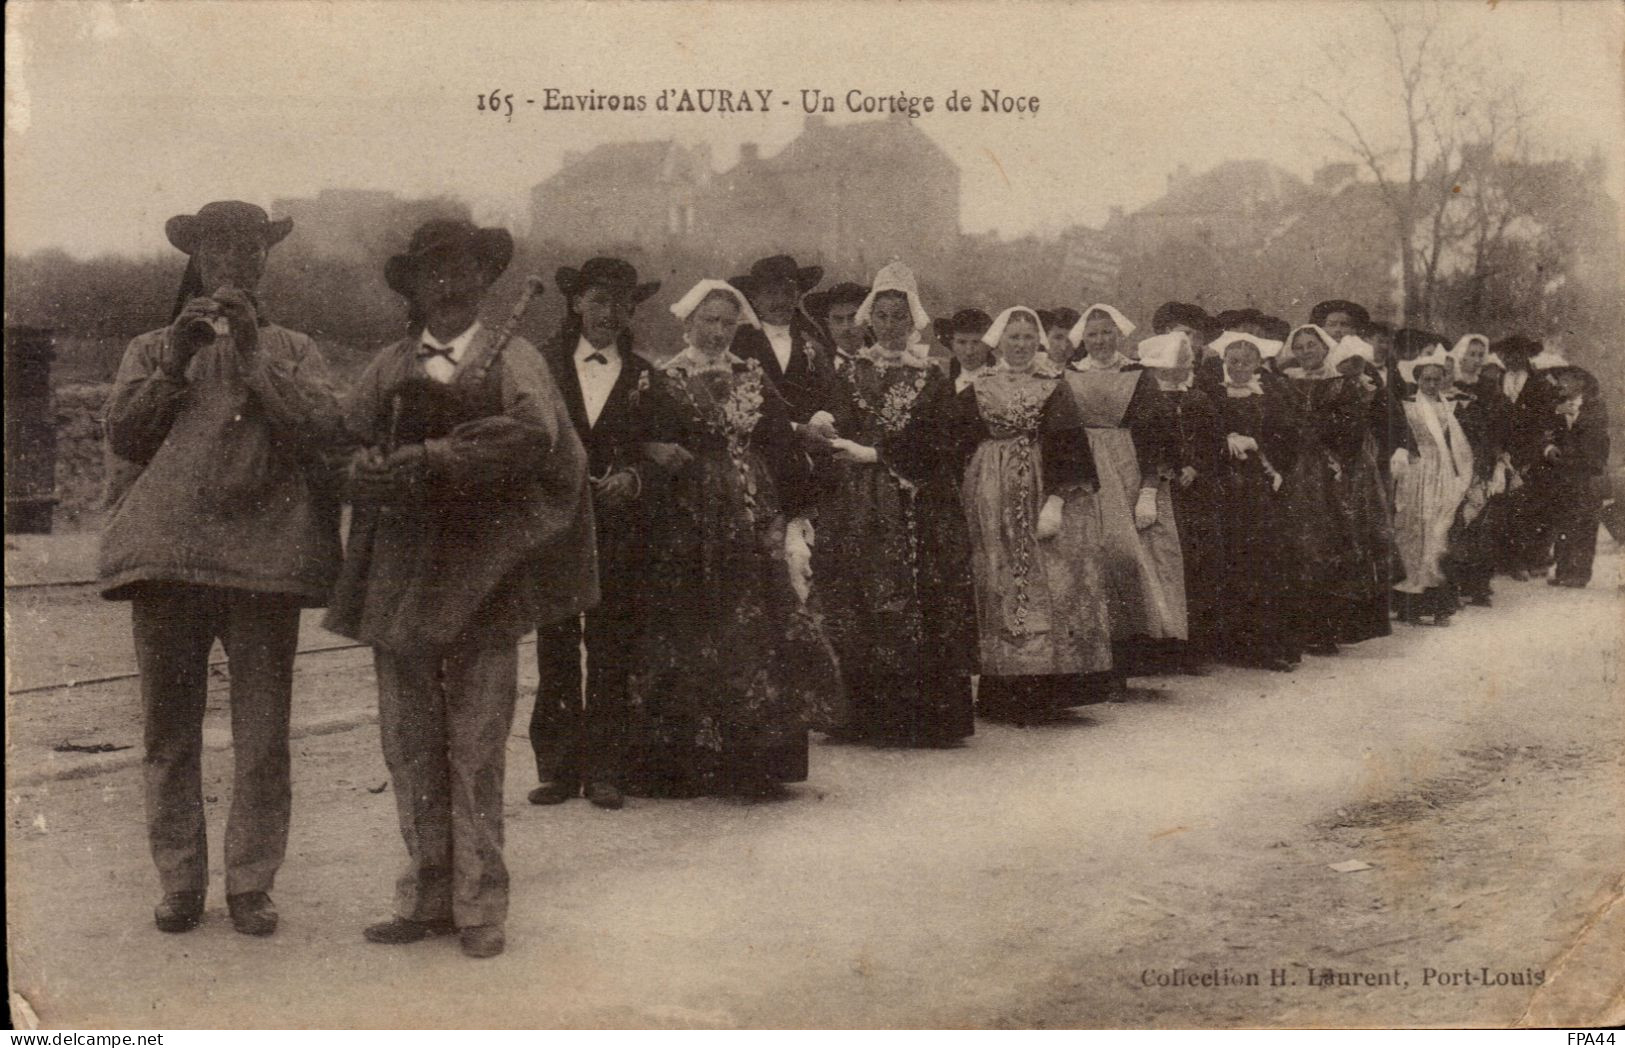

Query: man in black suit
[1495,334,1564,578]
[729,254,842,442]
[528,257,660,810]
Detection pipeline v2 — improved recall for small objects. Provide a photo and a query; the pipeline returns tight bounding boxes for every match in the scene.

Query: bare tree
[1304,2,1536,327]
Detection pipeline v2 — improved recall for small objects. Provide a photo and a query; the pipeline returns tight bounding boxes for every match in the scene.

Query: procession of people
[99,201,1614,959]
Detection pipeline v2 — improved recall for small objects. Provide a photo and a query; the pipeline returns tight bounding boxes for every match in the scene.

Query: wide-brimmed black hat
[1544,363,1596,388]
[556,257,660,304]
[1214,308,1262,330]
[1153,301,1211,335]
[385,219,514,297]
[1491,333,1539,360]
[1309,299,1371,330]
[1047,307,1081,331]
[1257,315,1291,342]
[731,254,824,297]
[165,201,292,255]
[1394,327,1448,359]
[805,280,868,320]
[950,308,993,335]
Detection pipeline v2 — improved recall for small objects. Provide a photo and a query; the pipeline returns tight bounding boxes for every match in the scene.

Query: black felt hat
[556,257,659,304]
[1309,299,1372,330]
[805,280,869,320]
[165,201,292,255]
[385,219,514,297]
[730,254,824,297]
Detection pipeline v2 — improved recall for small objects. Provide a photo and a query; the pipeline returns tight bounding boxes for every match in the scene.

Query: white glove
[1389,448,1412,476]
[1486,460,1508,497]
[790,516,815,549]
[784,518,813,603]
[805,411,839,440]
[1035,495,1063,540]
[1225,433,1258,458]
[829,438,879,465]
[1134,487,1158,530]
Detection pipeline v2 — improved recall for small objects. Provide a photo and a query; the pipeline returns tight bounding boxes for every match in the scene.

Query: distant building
[699,114,961,279]
[1057,226,1122,299]
[529,141,709,253]
[1113,160,1314,257]
[272,189,471,262]
[525,117,962,281]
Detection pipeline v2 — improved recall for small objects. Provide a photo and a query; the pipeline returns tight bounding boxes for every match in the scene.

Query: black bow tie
[583,351,609,365]
[418,343,455,362]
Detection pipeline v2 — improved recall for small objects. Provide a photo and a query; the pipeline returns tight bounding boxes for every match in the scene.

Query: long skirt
[964,436,1112,719]
[1172,479,1222,659]
[1214,463,1301,665]
[1083,427,1187,642]
[1394,449,1469,596]
[1285,439,1393,647]
[625,454,840,797]
[818,461,976,745]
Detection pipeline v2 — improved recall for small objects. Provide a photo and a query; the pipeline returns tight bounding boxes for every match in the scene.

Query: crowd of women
[99,205,1611,955]
[602,259,1613,802]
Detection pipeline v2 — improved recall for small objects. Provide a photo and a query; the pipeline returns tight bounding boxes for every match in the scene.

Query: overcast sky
[5,0,1622,259]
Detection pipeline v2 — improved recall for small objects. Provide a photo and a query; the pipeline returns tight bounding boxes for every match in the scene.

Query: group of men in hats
[102,203,600,958]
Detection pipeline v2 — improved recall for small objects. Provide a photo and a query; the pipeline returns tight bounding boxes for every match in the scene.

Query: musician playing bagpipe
[323,219,597,959]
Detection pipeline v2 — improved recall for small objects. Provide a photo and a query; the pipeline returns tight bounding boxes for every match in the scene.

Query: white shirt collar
[762,322,791,338]
[421,320,482,358]
[575,334,620,365]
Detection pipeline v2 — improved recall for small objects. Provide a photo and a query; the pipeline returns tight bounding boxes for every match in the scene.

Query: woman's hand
[829,438,879,465]
[784,516,814,603]
[1134,487,1158,529]
[644,441,694,473]
[593,469,640,511]
[1035,494,1063,540]
[1225,433,1258,459]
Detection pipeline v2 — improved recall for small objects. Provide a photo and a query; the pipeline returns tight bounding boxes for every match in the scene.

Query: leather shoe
[227,891,278,936]
[586,781,624,810]
[154,890,205,934]
[363,915,456,945]
[459,924,505,958]
[527,780,577,805]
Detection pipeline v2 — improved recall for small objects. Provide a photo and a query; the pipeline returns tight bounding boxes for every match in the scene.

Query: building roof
[540,141,698,190]
[1136,159,1311,221]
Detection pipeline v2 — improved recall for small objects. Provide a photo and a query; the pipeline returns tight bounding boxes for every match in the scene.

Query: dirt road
[6,557,1622,1029]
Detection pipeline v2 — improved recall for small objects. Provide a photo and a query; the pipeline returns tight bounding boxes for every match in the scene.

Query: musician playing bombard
[324,219,596,959]
[100,200,344,939]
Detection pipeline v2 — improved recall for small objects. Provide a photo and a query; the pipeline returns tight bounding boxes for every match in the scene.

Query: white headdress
[981,306,1046,350]
[854,261,931,331]
[1325,334,1376,373]
[1398,344,1453,384]
[1449,333,1489,362]
[1209,330,1284,360]
[1136,331,1192,370]
[1068,303,1136,345]
[1280,324,1338,369]
[1529,343,1569,370]
[669,279,762,329]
